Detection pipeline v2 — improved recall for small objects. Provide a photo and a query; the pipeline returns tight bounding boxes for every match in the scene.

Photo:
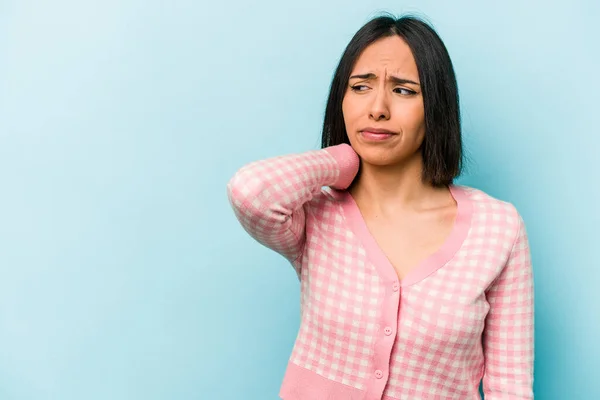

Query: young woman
[227,14,534,400]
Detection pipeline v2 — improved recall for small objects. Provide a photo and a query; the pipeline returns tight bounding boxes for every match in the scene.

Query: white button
[375,369,383,379]
[384,327,392,336]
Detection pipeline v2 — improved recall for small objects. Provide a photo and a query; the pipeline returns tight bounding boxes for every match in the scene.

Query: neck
[349,153,448,215]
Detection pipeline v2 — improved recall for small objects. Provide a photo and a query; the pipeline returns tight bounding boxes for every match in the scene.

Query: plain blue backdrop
[1,1,599,399]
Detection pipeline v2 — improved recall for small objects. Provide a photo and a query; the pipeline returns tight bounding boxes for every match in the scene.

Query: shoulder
[457,184,525,243]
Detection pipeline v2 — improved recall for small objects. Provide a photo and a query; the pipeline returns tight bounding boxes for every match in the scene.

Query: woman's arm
[226,143,359,273]
[482,209,535,399]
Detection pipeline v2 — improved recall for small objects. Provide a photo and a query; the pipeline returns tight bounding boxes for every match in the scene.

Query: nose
[369,87,390,121]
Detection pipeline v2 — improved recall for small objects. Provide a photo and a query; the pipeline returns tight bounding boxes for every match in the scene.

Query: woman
[227,14,534,400]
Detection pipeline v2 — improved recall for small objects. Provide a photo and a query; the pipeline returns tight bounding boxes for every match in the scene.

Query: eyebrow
[349,73,420,86]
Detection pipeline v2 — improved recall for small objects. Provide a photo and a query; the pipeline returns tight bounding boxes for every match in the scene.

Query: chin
[355,147,404,167]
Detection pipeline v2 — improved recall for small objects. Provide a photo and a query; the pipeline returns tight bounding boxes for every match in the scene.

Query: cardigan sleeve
[482,210,535,399]
[226,143,359,273]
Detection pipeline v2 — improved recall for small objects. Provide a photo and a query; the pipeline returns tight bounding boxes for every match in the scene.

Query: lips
[360,128,397,135]
[359,128,397,141]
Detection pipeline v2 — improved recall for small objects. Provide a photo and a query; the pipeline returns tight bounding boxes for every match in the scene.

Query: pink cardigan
[227,144,534,399]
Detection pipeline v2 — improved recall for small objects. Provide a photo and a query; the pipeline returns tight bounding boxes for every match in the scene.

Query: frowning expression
[342,35,426,166]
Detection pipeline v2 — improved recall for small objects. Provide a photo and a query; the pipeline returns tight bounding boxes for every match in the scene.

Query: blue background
[1,1,598,399]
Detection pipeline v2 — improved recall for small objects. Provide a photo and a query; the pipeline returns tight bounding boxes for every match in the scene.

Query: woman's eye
[350,85,369,92]
[394,88,416,95]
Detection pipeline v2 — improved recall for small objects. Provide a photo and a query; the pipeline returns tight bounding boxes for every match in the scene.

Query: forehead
[351,36,418,76]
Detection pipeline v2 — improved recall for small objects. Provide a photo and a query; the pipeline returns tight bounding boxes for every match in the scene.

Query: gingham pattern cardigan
[227,143,534,400]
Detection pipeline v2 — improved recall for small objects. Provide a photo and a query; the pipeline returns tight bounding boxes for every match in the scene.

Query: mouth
[359,128,398,141]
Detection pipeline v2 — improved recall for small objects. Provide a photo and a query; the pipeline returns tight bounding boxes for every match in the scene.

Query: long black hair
[321,14,463,187]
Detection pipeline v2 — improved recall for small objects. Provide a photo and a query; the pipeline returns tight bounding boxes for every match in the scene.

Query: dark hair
[321,14,463,187]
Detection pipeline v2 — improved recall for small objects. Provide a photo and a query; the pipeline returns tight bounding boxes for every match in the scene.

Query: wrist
[324,144,360,189]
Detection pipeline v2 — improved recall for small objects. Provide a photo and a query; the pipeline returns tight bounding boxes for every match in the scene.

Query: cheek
[393,102,424,130]
[343,93,365,117]
[342,96,364,137]
[391,101,425,122]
